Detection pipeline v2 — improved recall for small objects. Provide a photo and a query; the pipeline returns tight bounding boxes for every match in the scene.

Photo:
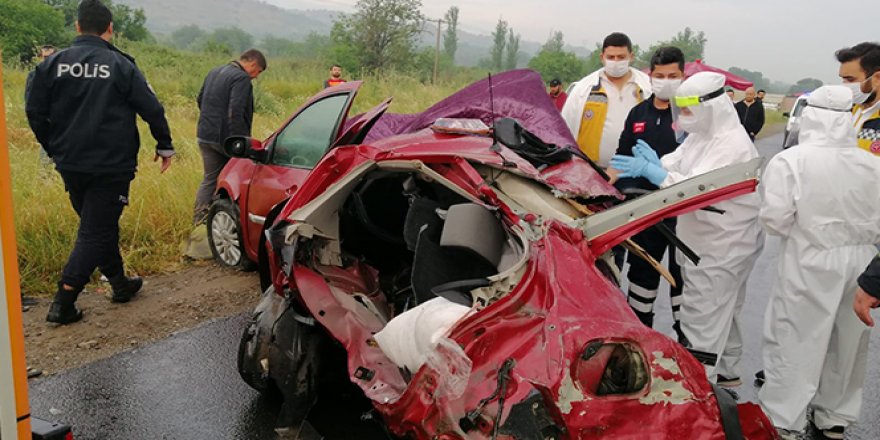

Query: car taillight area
[574,340,649,398]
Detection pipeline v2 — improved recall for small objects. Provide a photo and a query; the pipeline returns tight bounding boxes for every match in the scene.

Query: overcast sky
[263,0,877,85]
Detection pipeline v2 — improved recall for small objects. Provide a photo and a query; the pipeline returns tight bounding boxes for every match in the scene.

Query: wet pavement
[28,132,880,439]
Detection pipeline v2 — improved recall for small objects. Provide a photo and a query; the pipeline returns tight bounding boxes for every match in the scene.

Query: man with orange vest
[323,64,346,88]
[561,32,652,168]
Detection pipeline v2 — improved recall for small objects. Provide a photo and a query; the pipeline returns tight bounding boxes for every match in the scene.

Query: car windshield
[271,93,350,168]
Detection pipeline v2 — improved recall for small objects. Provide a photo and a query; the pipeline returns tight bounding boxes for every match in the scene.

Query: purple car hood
[355,69,578,148]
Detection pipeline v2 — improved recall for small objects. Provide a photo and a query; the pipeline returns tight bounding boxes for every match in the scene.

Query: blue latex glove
[610,154,668,186]
[610,154,648,178]
[633,139,661,166]
[642,162,668,186]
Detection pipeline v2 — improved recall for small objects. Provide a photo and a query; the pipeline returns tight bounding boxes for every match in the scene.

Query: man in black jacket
[855,255,880,326]
[26,0,174,325]
[612,47,688,347]
[193,49,266,224]
[735,86,765,141]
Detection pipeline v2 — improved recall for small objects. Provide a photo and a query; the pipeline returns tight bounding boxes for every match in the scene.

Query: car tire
[237,309,279,397]
[207,198,256,271]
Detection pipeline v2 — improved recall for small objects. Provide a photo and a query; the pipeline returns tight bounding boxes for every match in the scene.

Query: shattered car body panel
[232,69,776,439]
[251,137,775,438]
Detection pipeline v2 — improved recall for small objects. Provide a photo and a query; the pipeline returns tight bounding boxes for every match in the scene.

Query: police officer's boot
[673,321,690,347]
[108,274,143,303]
[46,283,83,325]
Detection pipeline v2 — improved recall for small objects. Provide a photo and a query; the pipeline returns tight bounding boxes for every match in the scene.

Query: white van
[782,94,809,149]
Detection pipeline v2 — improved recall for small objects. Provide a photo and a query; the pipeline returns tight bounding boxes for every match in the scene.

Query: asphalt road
[28,132,880,439]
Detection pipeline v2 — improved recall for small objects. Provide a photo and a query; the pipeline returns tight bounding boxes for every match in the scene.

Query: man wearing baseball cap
[547,78,567,111]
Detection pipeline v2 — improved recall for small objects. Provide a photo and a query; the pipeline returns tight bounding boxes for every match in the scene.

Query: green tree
[0,0,68,62]
[443,6,459,61]
[584,43,603,73]
[169,24,206,50]
[205,27,253,54]
[43,0,152,41]
[111,3,150,41]
[527,32,586,83]
[490,18,508,71]
[728,67,769,90]
[543,31,565,53]
[261,36,301,58]
[637,27,706,66]
[789,78,823,94]
[505,29,520,70]
[330,0,424,72]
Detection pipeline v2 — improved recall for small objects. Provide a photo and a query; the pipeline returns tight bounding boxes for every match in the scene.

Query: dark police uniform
[860,255,880,299]
[26,34,173,292]
[616,95,685,339]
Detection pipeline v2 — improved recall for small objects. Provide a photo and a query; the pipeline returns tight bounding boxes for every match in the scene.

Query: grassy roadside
[4,41,482,295]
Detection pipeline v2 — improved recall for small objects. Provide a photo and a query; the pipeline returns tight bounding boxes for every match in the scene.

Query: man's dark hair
[240,49,267,71]
[835,42,880,75]
[330,64,342,69]
[650,46,685,72]
[757,89,766,94]
[602,32,632,53]
[77,0,112,35]
[40,45,57,52]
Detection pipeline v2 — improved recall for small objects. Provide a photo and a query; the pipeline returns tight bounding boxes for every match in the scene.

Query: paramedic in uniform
[26,0,174,325]
[836,42,880,155]
[561,32,652,168]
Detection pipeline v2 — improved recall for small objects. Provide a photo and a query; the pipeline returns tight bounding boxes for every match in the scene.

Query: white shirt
[560,68,652,168]
[598,72,640,167]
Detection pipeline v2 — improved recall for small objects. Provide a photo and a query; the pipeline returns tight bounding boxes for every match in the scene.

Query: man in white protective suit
[609,72,765,386]
[757,85,880,440]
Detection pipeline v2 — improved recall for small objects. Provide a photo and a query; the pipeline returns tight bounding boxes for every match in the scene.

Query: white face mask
[677,113,700,133]
[604,59,630,78]
[652,78,682,101]
[845,80,872,105]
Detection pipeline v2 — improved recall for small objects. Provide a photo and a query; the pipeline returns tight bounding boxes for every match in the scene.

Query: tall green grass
[4,40,482,295]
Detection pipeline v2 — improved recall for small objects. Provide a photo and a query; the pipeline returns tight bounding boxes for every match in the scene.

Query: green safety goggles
[673,87,726,108]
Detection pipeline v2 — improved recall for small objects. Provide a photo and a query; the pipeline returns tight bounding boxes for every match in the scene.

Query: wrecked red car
[231,70,777,439]
[207,81,388,270]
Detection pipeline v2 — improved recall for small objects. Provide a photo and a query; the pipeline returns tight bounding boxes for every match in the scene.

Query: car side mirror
[782,112,790,118]
[224,136,268,162]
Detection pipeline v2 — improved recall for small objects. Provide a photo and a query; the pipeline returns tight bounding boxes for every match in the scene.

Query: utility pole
[432,18,445,85]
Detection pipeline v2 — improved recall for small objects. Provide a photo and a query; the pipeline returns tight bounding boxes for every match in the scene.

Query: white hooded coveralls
[758,86,880,431]
[659,72,765,382]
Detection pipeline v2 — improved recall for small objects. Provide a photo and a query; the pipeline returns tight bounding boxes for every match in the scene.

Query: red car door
[242,82,363,259]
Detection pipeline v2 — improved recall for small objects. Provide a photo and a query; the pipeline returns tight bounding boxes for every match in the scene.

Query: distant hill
[118,0,592,67]
[116,0,339,40]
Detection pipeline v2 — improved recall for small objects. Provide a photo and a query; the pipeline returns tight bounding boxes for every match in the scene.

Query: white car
[782,94,809,149]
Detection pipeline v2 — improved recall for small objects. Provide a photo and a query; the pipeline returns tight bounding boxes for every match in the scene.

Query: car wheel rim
[211,210,241,266]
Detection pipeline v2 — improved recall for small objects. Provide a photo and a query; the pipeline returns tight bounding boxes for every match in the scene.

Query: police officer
[855,255,880,327]
[26,0,174,325]
[611,46,687,346]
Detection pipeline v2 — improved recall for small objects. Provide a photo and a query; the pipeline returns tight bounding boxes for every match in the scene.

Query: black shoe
[755,370,765,387]
[673,322,690,346]
[46,302,83,325]
[716,375,742,387]
[820,425,845,440]
[109,275,143,303]
[21,296,39,307]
